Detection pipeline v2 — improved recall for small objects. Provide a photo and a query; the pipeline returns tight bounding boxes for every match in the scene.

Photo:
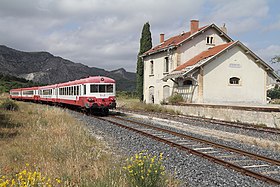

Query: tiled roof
[175,42,235,71]
[144,26,208,55]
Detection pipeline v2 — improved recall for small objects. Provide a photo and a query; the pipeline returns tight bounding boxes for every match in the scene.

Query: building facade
[142,20,278,105]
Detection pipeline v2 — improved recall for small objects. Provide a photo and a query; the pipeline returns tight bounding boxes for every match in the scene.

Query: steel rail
[97,116,280,185]
[113,116,280,166]
[178,114,280,135]
[117,108,280,135]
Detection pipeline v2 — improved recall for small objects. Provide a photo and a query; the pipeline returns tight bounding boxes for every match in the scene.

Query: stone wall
[164,104,280,128]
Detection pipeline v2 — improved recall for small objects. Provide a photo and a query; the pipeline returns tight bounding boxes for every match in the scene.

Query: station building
[141,20,279,105]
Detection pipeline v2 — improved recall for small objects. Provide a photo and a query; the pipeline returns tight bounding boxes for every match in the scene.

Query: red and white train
[9,76,116,115]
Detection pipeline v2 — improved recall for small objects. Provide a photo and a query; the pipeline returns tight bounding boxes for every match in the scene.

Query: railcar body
[10,87,39,101]
[9,76,116,115]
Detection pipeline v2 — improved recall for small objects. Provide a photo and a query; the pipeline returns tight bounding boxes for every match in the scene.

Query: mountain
[0,45,136,91]
[0,73,43,93]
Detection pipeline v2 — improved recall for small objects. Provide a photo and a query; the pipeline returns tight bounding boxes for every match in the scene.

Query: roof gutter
[140,46,176,58]
[179,24,234,47]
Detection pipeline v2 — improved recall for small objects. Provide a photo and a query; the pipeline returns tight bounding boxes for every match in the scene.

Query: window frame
[150,60,154,76]
[163,57,169,74]
[229,77,241,85]
[206,36,215,45]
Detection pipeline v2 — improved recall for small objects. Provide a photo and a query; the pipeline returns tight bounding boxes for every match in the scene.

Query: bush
[267,85,280,99]
[123,151,166,187]
[0,99,19,111]
[0,164,61,186]
[168,94,184,104]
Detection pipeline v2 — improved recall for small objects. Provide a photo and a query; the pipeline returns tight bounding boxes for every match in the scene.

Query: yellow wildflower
[56,178,61,184]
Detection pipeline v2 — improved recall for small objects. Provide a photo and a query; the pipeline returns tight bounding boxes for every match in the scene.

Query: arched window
[229,77,240,85]
[149,86,155,103]
[183,80,193,86]
[163,85,170,100]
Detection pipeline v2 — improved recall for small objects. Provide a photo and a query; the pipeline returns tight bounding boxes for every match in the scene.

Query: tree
[136,22,152,101]
[271,55,280,63]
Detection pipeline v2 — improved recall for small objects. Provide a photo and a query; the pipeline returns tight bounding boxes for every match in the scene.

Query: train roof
[21,87,39,90]
[10,76,115,91]
[10,87,39,91]
[57,76,115,87]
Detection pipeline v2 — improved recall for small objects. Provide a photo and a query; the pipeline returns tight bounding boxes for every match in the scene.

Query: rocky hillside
[0,45,136,91]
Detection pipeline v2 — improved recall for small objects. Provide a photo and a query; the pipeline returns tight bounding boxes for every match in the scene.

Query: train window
[90,85,98,93]
[99,85,106,93]
[77,86,80,95]
[84,85,86,95]
[107,85,113,93]
[70,86,73,95]
[43,89,51,95]
[23,90,33,95]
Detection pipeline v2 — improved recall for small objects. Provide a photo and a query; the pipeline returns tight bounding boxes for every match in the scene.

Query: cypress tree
[136,22,152,101]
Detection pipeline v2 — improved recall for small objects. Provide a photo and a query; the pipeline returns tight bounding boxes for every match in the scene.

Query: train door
[83,84,86,95]
[56,88,58,102]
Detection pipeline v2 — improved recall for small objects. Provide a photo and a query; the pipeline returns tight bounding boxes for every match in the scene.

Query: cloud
[0,0,277,73]
[205,0,269,34]
[256,45,280,62]
[0,0,206,72]
[254,44,280,72]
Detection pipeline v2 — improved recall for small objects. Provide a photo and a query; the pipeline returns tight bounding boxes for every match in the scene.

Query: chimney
[190,20,199,35]
[160,33,165,43]
[220,23,227,34]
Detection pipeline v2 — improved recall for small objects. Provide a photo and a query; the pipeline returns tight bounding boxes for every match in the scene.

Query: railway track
[96,115,280,185]
[117,108,280,135]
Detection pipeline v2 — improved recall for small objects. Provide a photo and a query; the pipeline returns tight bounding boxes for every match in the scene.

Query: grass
[117,97,181,115]
[0,99,113,186]
[0,96,181,186]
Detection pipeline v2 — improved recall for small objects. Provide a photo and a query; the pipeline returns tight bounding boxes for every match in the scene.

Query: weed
[167,94,184,105]
[0,164,61,187]
[123,151,166,187]
[0,99,19,111]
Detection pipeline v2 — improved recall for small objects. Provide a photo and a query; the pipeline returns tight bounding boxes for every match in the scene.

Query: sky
[0,0,279,73]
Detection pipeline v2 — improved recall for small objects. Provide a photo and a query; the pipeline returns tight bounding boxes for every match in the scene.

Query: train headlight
[88,98,94,102]
[109,97,115,102]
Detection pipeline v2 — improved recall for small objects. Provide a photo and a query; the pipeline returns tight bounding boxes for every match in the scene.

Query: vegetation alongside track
[117,94,181,115]
[0,96,179,186]
[0,74,43,93]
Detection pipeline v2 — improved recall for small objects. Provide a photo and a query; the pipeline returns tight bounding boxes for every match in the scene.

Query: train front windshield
[90,84,114,93]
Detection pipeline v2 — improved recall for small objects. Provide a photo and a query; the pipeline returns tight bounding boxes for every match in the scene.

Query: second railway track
[117,108,280,135]
[96,115,280,185]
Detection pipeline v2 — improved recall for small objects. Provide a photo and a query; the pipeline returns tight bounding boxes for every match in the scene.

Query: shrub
[168,94,184,105]
[123,151,166,187]
[0,164,61,186]
[0,99,19,111]
[267,85,280,99]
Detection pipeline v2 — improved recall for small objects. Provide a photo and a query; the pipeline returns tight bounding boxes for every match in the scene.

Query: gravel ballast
[69,110,279,187]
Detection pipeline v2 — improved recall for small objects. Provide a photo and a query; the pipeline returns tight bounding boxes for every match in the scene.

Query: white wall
[179,28,228,65]
[202,45,267,104]
[143,28,229,104]
[143,52,175,104]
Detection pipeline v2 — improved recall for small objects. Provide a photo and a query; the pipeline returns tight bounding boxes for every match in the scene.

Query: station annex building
[141,20,279,105]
